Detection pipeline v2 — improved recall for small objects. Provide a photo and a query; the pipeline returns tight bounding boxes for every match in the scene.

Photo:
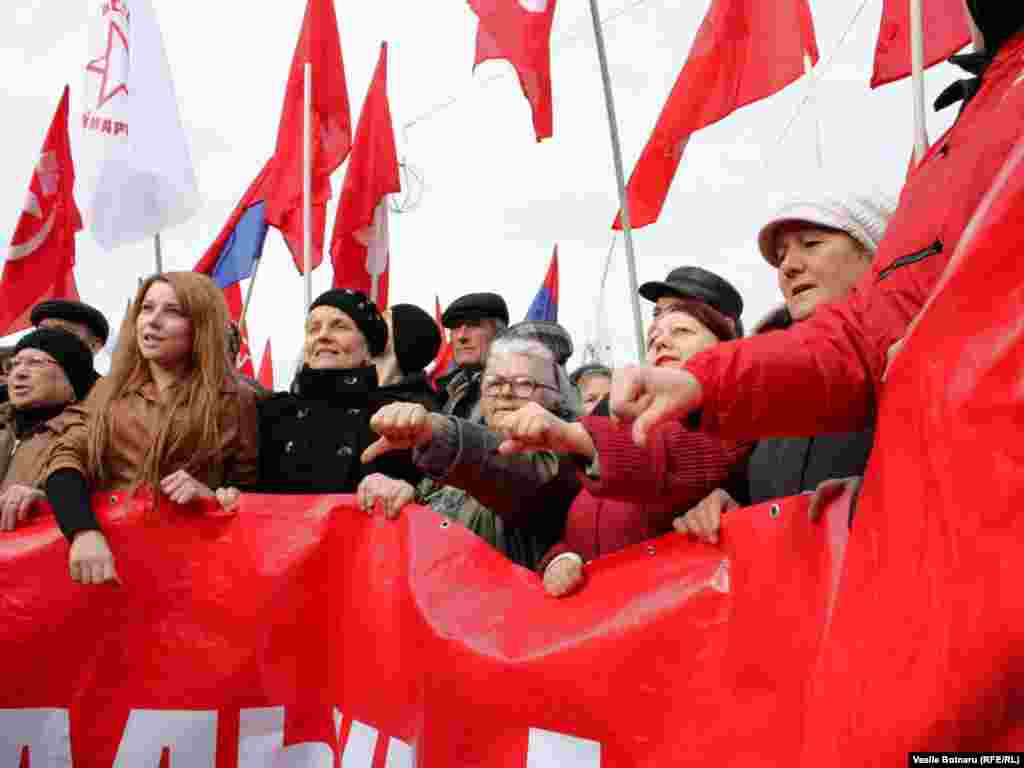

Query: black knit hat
[391,303,442,375]
[31,299,110,344]
[966,1,1024,55]
[309,289,389,358]
[14,328,97,401]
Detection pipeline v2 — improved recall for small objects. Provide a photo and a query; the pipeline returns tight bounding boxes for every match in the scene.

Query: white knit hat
[758,189,897,267]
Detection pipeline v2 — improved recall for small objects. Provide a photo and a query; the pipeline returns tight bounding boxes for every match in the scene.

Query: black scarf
[13,403,67,440]
[934,51,991,112]
[937,7,1024,113]
[293,364,378,401]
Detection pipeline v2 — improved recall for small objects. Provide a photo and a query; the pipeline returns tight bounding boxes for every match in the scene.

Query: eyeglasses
[3,355,58,375]
[481,375,559,398]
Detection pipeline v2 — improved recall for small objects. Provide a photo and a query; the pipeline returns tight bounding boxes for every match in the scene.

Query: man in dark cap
[30,300,110,358]
[438,292,509,420]
[570,363,612,415]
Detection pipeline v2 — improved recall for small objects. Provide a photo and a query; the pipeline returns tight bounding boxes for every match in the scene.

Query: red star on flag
[86,19,129,110]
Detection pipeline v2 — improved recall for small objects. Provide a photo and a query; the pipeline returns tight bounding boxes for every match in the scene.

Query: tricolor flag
[0,87,82,336]
[264,0,352,274]
[470,0,557,142]
[524,245,558,322]
[871,0,971,88]
[330,43,400,306]
[614,0,818,230]
[78,0,199,250]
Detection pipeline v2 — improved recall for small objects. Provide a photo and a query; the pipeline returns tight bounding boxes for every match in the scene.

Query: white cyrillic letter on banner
[112,709,217,767]
[384,737,413,768]
[340,720,378,767]
[527,728,601,768]
[239,706,332,768]
[0,708,72,767]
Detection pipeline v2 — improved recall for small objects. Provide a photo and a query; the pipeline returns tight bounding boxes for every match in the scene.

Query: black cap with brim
[441,292,510,329]
[638,266,743,322]
[30,300,110,344]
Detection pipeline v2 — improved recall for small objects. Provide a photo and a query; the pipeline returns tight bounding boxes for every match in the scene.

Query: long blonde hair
[87,272,233,489]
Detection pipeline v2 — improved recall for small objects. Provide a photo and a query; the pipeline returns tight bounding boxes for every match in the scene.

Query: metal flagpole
[154,233,164,274]
[909,0,930,164]
[303,62,313,312]
[588,0,645,362]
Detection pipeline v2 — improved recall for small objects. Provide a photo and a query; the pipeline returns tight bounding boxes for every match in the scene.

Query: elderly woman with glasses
[357,324,581,571]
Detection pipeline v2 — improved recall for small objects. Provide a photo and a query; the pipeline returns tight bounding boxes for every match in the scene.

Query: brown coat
[48,375,259,491]
[0,403,78,492]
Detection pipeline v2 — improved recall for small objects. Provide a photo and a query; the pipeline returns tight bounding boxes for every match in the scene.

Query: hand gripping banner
[0,489,852,767]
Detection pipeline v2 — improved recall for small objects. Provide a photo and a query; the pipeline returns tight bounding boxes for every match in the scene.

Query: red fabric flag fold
[470,0,557,142]
[0,86,82,336]
[330,42,400,307]
[258,339,274,390]
[264,0,351,274]
[871,0,970,89]
[614,0,818,230]
[429,296,455,390]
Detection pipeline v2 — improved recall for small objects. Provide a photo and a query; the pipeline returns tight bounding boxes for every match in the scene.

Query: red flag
[429,296,455,390]
[870,0,970,88]
[264,0,351,274]
[470,0,557,142]
[222,283,256,377]
[0,86,82,336]
[330,43,399,307]
[614,0,818,230]
[258,339,274,390]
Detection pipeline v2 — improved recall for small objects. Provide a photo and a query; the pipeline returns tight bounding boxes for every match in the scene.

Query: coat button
[347,408,361,416]
[337,445,353,457]
[344,376,358,386]
[297,409,309,419]
[285,440,295,454]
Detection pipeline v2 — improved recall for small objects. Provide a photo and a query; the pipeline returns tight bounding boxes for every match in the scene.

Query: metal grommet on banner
[770,504,781,519]
[440,520,450,529]
[109,495,117,504]
[646,544,656,555]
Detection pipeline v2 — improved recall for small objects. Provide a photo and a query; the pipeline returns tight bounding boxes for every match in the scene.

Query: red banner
[0,490,851,766]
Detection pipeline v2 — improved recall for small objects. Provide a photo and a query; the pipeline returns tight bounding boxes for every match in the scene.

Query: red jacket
[685,33,1024,441]
[538,415,750,571]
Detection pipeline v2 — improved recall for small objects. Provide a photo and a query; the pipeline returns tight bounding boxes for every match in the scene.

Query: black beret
[441,292,509,329]
[309,289,389,358]
[31,300,110,344]
[570,363,612,387]
[638,266,744,322]
[14,328,98,401]
[391,303,442,375]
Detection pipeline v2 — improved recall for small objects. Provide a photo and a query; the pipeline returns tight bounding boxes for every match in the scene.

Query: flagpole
[588,0,645,362]
[909,0,930,164]
[154,233,164,274]
[804,54,825,169]
[303,62,313,312]
[238,257,263,335]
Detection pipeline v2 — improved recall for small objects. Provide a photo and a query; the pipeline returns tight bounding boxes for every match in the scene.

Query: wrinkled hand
[362,403,437,464]
[491,402,595,457]
[160,470,215,505]
[357,473,416,520]
[673,488,738,545]
[0,484,45,531]
[808,476,862,522]
[610,364,703,446]
[543,554,585,598]
[215,487,242,513]
[69,530,121,585]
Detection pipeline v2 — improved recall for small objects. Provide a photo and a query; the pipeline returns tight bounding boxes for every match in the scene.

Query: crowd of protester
[0,0,1019,600]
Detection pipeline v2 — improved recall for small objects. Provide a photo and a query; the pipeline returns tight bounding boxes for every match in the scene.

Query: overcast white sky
[1,0,963,384]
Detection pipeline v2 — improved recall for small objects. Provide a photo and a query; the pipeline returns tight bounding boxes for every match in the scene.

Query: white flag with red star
[79,0,199,251]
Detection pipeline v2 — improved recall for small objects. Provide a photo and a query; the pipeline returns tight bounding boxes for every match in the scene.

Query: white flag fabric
[79,0,199,251]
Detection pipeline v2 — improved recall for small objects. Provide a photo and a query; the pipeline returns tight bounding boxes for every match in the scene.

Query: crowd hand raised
[808,476,862,522]
[609,364,704,447]
[543,553,585,598]
[362,403,437,464]
[69,530,121,585]
[160,469,215,505]
[492,402,594,457]
[0,484,45,531]
[673,488,738,545]
[357,473,415,520]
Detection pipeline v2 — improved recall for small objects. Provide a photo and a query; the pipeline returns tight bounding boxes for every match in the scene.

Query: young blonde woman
[45,272,259,585]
